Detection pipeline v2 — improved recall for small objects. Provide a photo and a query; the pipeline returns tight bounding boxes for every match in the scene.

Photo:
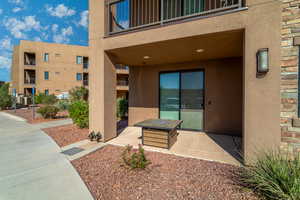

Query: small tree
[0,83,12,110]
[117,97,128,119]
[37,105,59,119]
[69,86,88,102]
[68,100,89,128]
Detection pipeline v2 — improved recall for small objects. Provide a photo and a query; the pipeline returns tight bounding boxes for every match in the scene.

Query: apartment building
[88,0,284,163]
[11,40,129,98]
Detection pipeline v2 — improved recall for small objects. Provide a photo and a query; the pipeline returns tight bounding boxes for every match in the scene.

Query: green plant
[88,131,102,142]
[0,83,12,110]
[68,100,89,128]
[37,105,59,119]
[69,86,88,102]
[121,145,151,169]
[34,93,46,104]
[55,100,70,111]
[41,94,57,105]
[240,151,300,200]
[117,97,128,119]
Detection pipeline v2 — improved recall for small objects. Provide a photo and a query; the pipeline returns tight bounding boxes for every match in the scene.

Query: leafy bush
[55,100,70,111]
[35,93,57,105]
[34,93,46,104]
[37,105,59,119]
[69,86,88,102]
[117,97,128,119]
[121,145,151,169]
[240,151,300,200]
[68,100,89,128]
[0,83,12,110]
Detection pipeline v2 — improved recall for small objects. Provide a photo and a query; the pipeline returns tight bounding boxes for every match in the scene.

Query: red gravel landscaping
[42,124,89,147]
[72,145,259,200]
[4,109,68,124]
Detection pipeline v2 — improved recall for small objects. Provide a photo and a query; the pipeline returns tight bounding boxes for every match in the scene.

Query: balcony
[116,65,129,74]
[24,69,36,85]
[83,57,89,69]
[107,0,243,35]
[24,52,36,66]
[117,79,129,90]
[83,73,89,86]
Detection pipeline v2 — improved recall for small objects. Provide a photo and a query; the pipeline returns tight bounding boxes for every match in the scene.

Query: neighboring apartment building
[11,40,129,98]
[89,0,283,163]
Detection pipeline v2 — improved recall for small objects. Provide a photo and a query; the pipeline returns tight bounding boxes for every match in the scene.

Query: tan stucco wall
[11,40,89,95]
[89,0,281,162]
[128,58,243,135]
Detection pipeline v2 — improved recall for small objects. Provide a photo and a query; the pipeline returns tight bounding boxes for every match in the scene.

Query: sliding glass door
[159,70,204,131]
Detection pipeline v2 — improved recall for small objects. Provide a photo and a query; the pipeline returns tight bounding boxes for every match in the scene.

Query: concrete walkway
[0,112,94,200]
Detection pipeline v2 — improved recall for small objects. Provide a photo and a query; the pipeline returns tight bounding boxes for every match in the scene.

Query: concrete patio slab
[107,126,242,165]
[0,112,93,200]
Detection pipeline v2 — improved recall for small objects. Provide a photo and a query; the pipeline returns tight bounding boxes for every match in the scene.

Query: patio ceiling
[107,29,244,66]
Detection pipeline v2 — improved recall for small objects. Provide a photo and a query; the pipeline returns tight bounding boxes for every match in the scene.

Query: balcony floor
[108,126,242,165]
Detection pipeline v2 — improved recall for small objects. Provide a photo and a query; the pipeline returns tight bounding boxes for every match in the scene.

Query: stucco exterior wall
[129,58,243,135]
[89,0,281,162]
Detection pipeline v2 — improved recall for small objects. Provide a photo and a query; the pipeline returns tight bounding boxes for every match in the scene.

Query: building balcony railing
[107,0,243,35]
[83,80,89,86]
[116,65,129,70]
[83,63,89,69]
[24,79,36,84]
[117,80,129,86]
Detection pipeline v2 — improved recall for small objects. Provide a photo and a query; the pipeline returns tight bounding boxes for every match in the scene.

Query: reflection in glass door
[180,71,204,130]
[159,72,180,120]
[159,70,204,131]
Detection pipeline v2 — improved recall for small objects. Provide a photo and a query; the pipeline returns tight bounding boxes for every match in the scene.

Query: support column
[243,0,281,163]
[89,0,117,141]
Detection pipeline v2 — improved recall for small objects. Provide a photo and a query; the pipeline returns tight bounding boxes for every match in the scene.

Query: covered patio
[110,126,242,165]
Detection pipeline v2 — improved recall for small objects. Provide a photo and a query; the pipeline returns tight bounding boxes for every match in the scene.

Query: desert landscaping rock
[72,145,259,200]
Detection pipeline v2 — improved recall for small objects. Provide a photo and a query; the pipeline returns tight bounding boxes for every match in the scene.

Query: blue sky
[0,0,89,82]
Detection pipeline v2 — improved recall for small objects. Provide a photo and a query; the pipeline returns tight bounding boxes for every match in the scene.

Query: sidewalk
[0,112,94,200]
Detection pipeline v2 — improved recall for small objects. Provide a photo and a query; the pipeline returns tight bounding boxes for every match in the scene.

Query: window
[44,71,49,80]
[45,89,49,95]
[44,53,49,62]
[76,56,83,64]
[76,73,82,81]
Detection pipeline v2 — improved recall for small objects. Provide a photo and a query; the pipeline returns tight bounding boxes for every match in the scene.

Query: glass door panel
[159,72,180,120]
[180,71,204,130]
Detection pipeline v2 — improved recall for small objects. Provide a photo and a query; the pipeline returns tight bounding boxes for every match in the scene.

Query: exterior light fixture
[196,49,204,53]
[256,48,269,74]
[143,56,150,59]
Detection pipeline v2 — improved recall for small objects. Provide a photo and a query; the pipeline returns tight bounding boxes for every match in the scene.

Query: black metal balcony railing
[24,78,36,84]
[108,0,242,34]
[83,80,89,86]
[83,63,89,69]
[117,80,129,86]
[116,65,129,70]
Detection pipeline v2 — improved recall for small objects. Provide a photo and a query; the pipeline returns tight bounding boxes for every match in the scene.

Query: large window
[76,73,82,81]
[160,70,204,130]
[76,56,83,64]
[44,71,49,80]
[44,53,49,62]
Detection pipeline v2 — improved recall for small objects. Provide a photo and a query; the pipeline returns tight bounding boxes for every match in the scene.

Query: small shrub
[240,151,300,200]
[55,100,70,111]
[0,83,12,110]
[68,100,89,128]
[69,86,88,102]
[117,97,128,119]
[37,105,59,119]
[34,93,46,104]
[121,145,151,169]
[88,131,102,142]
[41,94,57,105]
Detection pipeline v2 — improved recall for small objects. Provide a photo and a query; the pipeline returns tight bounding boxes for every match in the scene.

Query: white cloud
[46,4,75,18]
[78,10,89,28]
[8,0,24,5]
[3,16,42,39]
[33,37,41,42]
[0,55,11,69]
[0,9,3,15]
[12,7,23,13]
[53,26,73,44]
[0,37,13,50]
[52,24,58,33]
